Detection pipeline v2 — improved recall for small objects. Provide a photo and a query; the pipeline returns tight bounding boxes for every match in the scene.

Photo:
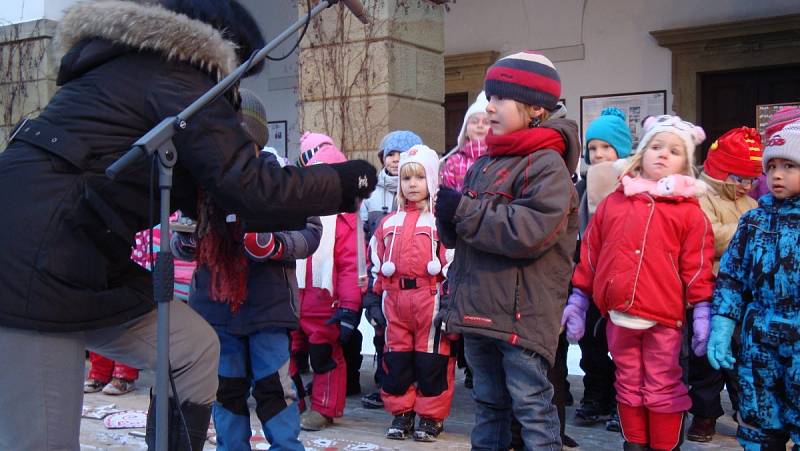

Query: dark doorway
[699,64,800,163]
[444,92,469,153]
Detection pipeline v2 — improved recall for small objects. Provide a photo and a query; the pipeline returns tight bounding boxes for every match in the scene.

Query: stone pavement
[76,354,771,450]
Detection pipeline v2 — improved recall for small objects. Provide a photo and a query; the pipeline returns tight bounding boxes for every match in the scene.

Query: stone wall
[298,0,445,165]
[0,19,59,148]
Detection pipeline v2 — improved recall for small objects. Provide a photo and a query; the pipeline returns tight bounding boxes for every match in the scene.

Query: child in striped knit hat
[435,51,580,450]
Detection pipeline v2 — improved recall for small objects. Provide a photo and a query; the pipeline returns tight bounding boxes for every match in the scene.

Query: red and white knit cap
[484,50,561,111]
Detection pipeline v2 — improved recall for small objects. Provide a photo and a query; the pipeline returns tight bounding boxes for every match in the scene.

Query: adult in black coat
[0,1,376,449]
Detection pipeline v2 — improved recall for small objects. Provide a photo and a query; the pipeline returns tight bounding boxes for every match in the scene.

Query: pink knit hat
[764,106,800,140]
[297,131,345,166]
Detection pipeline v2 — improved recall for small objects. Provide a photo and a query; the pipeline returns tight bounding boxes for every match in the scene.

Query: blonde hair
[622,131,693,177]
[397,162,430,209]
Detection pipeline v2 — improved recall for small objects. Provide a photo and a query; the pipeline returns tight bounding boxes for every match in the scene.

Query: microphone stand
[105,2,345,449]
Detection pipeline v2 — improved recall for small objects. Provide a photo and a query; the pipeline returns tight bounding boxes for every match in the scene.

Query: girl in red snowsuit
[290,133,364,432]
[370,144,454,442]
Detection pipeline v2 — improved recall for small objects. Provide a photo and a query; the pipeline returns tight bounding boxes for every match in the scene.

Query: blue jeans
[464,334,561,450]
[214,327,303,451]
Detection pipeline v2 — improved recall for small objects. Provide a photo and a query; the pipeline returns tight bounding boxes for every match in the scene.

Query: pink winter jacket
[440,140,487,192]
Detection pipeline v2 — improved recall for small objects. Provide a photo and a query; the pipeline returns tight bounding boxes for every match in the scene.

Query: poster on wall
[580,90,667,149]
[268,121,288,158]
[756,102,800,139]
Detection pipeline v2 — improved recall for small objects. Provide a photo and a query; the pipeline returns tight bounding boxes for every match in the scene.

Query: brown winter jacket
[439,118,580,365]
[698,172,758,274]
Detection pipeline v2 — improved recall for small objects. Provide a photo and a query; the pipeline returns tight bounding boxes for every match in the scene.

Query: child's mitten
[561,288,589,342]
[326,307,361,344]
[707,315,736,370]
[691,302,711,356]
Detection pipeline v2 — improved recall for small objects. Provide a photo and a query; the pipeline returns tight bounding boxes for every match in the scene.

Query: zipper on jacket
[513,271,521,320]
[284,267,298,318]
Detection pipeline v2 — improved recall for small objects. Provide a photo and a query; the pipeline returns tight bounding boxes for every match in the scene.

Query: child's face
[640,132,688,180]
[401,169,429,204]
[384,151,401,176]
[725,174,758,199]
[587,139,619,165]
[486,96,531,135]
[766,157,800,199]
[465,112,490,142]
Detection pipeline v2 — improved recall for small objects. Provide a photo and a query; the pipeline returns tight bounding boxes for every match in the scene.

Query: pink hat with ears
[636,115,706,167]
[297,131,346,166]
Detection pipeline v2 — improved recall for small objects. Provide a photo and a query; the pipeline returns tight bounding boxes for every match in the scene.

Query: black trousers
[578,302,616,407]
[687,313,740,418]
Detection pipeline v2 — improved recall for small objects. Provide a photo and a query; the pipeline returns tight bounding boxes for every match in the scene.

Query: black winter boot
[145,397,211,451]
[623,442,649,451]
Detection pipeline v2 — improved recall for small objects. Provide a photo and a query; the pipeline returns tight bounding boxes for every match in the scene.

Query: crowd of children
[85,51,800,451]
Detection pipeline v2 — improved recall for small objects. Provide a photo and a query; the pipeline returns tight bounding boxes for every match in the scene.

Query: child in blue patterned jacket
[707,120,800,451]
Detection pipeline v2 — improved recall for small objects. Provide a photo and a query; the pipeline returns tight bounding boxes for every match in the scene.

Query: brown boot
[686,415,716,442]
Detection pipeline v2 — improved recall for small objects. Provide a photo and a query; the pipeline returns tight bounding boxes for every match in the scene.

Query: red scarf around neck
[486,127,566,157]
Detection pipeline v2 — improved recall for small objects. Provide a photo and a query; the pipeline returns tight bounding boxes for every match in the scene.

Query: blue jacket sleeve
[712,213,753,322]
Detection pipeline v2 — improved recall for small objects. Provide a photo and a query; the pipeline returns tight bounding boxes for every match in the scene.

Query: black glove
[363,292,386,328]
[433,298,449,332]
[435,187,462,224]
[330,160,378,213]
[326,307,361,344]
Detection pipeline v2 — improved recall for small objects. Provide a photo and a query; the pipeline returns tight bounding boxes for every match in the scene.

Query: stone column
[298,0,445,165]
[0,19,59,148]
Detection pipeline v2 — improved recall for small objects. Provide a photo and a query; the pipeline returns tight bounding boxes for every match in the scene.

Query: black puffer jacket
[0,1,345,331]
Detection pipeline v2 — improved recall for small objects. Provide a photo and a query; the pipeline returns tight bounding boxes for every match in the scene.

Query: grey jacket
[439,118,580,365]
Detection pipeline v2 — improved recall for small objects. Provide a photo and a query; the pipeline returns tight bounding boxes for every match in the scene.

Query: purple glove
[561,288,589,342]
[691,302,711,356]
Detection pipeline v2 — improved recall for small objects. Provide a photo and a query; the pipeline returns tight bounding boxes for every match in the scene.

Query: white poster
[581,91,667,149]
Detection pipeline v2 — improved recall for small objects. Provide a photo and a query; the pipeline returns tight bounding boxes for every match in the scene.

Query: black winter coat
[0,2,344,331]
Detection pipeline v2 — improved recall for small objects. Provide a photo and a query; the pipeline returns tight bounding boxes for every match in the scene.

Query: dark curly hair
[160,0,266,75]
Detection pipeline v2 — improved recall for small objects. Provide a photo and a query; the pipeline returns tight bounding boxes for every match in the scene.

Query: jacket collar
[55,0,238,83]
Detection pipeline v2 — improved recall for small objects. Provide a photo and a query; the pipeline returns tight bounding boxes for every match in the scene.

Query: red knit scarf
[195,190,249,313]
[486,127,566,157]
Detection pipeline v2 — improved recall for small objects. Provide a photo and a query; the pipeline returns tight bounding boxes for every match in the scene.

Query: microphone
[340,0,369,24]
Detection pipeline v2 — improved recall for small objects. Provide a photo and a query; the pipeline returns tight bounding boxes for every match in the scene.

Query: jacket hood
[55,0,238,84]
[700,172,741,201]
[377,168,399,191]
[542,117,580,174]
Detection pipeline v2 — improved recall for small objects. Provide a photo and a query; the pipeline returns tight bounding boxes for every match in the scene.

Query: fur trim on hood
[55,0,238,82]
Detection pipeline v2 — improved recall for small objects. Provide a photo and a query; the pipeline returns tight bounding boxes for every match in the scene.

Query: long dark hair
[161,0,265,75]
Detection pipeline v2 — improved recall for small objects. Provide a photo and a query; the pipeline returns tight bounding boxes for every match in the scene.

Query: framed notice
[268,121,288,157]
[756,102,800,138]
[580,90,667,149]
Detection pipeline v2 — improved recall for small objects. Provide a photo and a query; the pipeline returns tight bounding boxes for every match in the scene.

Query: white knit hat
[763,119,800,171]
[400,144,440,204]
[636,115,706,167]
[457,91,489,148]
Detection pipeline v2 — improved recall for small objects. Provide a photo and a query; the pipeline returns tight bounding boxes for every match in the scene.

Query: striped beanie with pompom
[484,50,561,111]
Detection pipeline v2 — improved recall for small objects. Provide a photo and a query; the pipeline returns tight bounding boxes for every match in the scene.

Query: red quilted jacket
[571,185,715,328]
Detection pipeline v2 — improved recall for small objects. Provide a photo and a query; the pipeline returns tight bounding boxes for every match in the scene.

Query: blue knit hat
[584,107,633,164]
[380,130,423,158]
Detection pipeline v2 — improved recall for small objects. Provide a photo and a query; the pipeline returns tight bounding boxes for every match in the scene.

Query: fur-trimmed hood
[55,0,238,82]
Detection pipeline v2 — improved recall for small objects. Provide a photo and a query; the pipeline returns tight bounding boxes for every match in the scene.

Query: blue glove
[326,308,361,344]
[434,187,462,224]
[707,315,736,370]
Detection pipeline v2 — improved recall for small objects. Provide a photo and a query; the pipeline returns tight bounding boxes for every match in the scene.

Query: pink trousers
[606,321,690,413]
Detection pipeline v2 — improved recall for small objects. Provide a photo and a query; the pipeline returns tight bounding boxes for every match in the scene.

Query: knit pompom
[600,107,626,121]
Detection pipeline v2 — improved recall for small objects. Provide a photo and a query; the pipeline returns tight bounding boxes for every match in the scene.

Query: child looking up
[707,120,800,451]
[435,51,581,450]
[370,145,453,442]
[568,115,715,451]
